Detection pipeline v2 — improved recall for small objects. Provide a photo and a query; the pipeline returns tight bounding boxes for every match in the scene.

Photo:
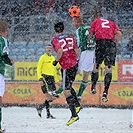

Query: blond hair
[73,16,83,24]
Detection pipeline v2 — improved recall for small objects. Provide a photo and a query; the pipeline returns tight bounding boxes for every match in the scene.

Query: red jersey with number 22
[90,18,120,40]
[51,34,78,69]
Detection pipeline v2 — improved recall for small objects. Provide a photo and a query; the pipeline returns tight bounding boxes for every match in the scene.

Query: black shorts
[61,63,78,90]
[41,74,56,94]
[95,39,117,66]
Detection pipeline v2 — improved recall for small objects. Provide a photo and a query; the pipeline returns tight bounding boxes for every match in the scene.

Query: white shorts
[0,74,5,97]
[78,50,95,73]
[132,110,133,124]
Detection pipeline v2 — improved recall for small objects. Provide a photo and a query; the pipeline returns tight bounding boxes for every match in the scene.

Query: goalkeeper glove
[52,60,58,66]
[39,78,43,81]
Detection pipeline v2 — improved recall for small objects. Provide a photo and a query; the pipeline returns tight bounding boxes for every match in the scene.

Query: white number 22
[59,37,74,52]
[101,20,110,28]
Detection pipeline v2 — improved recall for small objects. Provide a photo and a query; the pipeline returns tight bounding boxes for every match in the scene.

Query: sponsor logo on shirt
[3,46,9,53]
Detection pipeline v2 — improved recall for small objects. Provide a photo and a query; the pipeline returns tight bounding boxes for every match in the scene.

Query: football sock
[55,85,63,94]
[77,81,88,97]
[104,72,112,94]
[38,100,51,110]
[0,107,1,129]
[45,100,50,116]
[71,88,80,107]
[91,72,98,88]
[66,95,77,117]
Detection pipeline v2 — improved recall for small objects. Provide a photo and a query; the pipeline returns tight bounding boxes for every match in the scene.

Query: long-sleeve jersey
[37,53,59,82]
[0,36,12,76]
[75,23,96,52]
[51,34,78,69]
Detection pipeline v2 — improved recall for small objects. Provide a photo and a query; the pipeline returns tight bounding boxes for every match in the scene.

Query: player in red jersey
[51,22,81,126]
[89,12,122,102]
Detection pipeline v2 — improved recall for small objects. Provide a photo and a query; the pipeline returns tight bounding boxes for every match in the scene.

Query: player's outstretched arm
[114,30,122,45]
[74,48,80,58]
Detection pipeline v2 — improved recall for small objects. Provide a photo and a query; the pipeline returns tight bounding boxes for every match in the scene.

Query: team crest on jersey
[3,46,9,53]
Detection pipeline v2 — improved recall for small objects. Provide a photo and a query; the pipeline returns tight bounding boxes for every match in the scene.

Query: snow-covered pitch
[2,107,133,133]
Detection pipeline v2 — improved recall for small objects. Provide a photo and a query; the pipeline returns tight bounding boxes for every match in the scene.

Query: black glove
[39,78,43,81]
[1,55,13,66]
[52,60,58,66]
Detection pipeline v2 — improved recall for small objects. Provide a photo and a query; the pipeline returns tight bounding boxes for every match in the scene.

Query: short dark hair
[54,22,64,33]
[45,44,52,48]
[47,44,52,47]
[93,12,103,19]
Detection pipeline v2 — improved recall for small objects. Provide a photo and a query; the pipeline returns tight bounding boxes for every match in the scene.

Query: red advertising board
[118,60,133,82]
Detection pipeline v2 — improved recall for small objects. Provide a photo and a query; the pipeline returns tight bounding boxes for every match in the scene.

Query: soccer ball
[68,6,80,18]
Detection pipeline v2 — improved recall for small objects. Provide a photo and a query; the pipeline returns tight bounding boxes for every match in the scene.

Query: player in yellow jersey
[36,44,60,119]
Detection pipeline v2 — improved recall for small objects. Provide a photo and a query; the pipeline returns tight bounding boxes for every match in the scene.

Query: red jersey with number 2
[51,34,78,69]
[90,18,120,40]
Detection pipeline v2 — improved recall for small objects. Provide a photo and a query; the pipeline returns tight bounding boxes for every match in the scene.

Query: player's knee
[0,97,2,106]
[83,71,89,82]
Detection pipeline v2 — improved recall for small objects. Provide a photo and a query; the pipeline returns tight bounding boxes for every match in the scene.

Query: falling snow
[2,107,133,133]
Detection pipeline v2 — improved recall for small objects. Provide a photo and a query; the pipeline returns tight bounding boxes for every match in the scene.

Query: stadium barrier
[6,60,132,82]
[3,82,133,108]
[3,59,133,108]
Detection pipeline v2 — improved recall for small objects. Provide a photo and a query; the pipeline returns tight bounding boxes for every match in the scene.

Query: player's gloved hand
[39,78,44,86]
[52,60,58,66]
[48,91,60,98]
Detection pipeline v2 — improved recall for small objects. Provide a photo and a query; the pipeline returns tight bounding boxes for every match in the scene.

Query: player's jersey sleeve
[0,36,13,66]
[114,23,121,33]
[51,37,61,52]
[37,55,44,80]
[90,20,97,34]
[0,36,9,56]
[54,69,59,82]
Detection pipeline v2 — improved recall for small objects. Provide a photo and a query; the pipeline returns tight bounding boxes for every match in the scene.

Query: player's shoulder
[51,36,57,41]
[81,23,90,29]
[40,53,45,58]
[51,36,58,44]
[67,34,74,38]
[92,18,99,23]
[109,20,117,25]
[0,36,7,43]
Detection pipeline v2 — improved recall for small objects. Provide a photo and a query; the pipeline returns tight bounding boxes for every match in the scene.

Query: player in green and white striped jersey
[72,16,96,101]
[0,19,14,133]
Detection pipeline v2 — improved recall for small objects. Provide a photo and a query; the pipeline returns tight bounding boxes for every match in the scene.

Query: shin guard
[91,72,98,88]
[66,95,77,117]
[104,73,112,94]
[71,88,80,107]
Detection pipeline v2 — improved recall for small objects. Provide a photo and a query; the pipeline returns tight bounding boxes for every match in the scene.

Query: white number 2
[101,20,110,28]
[59,38,74,52]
